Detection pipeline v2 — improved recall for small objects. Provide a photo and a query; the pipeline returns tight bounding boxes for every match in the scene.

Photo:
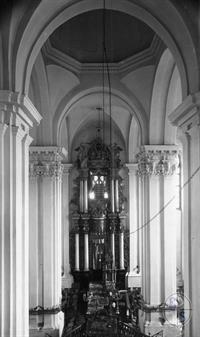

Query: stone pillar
[126,163,141,288]
[169,92,200,337]
[0,92,41,337]
[62,164,73,288]
[137,145,180,337]
[29,147,66,334]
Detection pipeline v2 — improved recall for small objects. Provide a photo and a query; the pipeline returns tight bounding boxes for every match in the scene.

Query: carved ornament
[137,147,179,176]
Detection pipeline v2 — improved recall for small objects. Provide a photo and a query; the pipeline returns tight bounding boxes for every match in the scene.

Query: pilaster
[29,147,66,334]
[126,163,141,288]
[62,164,73,288]
[137,145,181,337]
[169,92,200,337]
[0,91,41,337]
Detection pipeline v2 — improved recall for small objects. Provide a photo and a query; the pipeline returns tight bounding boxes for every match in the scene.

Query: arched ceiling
[49,9,155,63]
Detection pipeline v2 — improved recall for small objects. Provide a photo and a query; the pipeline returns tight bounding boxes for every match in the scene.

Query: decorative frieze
[136,146,179,176]
[29,146,67,178]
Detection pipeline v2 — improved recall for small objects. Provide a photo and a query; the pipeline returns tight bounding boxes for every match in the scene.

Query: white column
[137,146,180,336]
[75,233,80,271]
[62,164,73,288]
[149,174,161,305]
[119,231,124,270]
[163,173,178,326]
[169,94,200,337]
[0,92,41,337]
[29,147,66,332]
[22,134,33,336]
[84,233,89,271]
[126,164,141,288]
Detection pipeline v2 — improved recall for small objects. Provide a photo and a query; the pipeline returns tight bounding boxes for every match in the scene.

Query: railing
[118,321,147,337]
[62,321,163,337]
[118,322,163,337]
[62,323,86,337]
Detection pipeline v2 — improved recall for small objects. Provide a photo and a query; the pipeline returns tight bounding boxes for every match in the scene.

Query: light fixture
[88,1,113,203]
[104,191,109,199]
[89,191,95,200]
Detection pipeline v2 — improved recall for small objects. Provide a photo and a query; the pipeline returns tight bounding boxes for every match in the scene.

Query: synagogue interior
[0,1,199,337]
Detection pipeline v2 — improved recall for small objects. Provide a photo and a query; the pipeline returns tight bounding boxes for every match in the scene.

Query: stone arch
[29,52,52,145]
[149,49,182,144]
[164,65,182,144]
[14,0,198,97]
[128,116,141,162]
[69,111,126,162]
[54,87,147,154]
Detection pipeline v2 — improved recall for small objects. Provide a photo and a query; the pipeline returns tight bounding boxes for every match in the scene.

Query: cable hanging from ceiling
[102,0,113,167]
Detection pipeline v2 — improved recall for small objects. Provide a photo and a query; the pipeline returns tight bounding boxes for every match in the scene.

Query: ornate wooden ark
[70,137,127,286]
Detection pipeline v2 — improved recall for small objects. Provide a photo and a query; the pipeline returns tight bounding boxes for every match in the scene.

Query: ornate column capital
[169,91,200,133]
[29,146,67,178]
[136,145,180,176]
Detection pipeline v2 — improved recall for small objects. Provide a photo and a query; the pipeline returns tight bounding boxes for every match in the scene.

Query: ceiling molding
[42,35,165,77]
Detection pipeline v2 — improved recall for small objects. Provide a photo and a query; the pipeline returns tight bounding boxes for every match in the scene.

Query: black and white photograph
[0,0,199,336]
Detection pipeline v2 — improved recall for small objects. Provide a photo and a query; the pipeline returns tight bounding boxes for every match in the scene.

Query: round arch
[149,49,176,144]
[53,86,147,148]
[14,0,198,97]
[69,111,127,162]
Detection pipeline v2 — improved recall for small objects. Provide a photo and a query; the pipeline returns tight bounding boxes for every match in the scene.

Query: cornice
[168,92,200,130]
[42,35,165,76]
[30,146,67,162]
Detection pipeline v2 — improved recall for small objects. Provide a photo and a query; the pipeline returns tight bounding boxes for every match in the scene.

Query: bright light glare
[89,191,95,199]
[104,191,108,199]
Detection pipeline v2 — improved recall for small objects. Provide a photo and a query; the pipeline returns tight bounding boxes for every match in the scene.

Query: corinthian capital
[29,146,67,178]
[136,145,180,176]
